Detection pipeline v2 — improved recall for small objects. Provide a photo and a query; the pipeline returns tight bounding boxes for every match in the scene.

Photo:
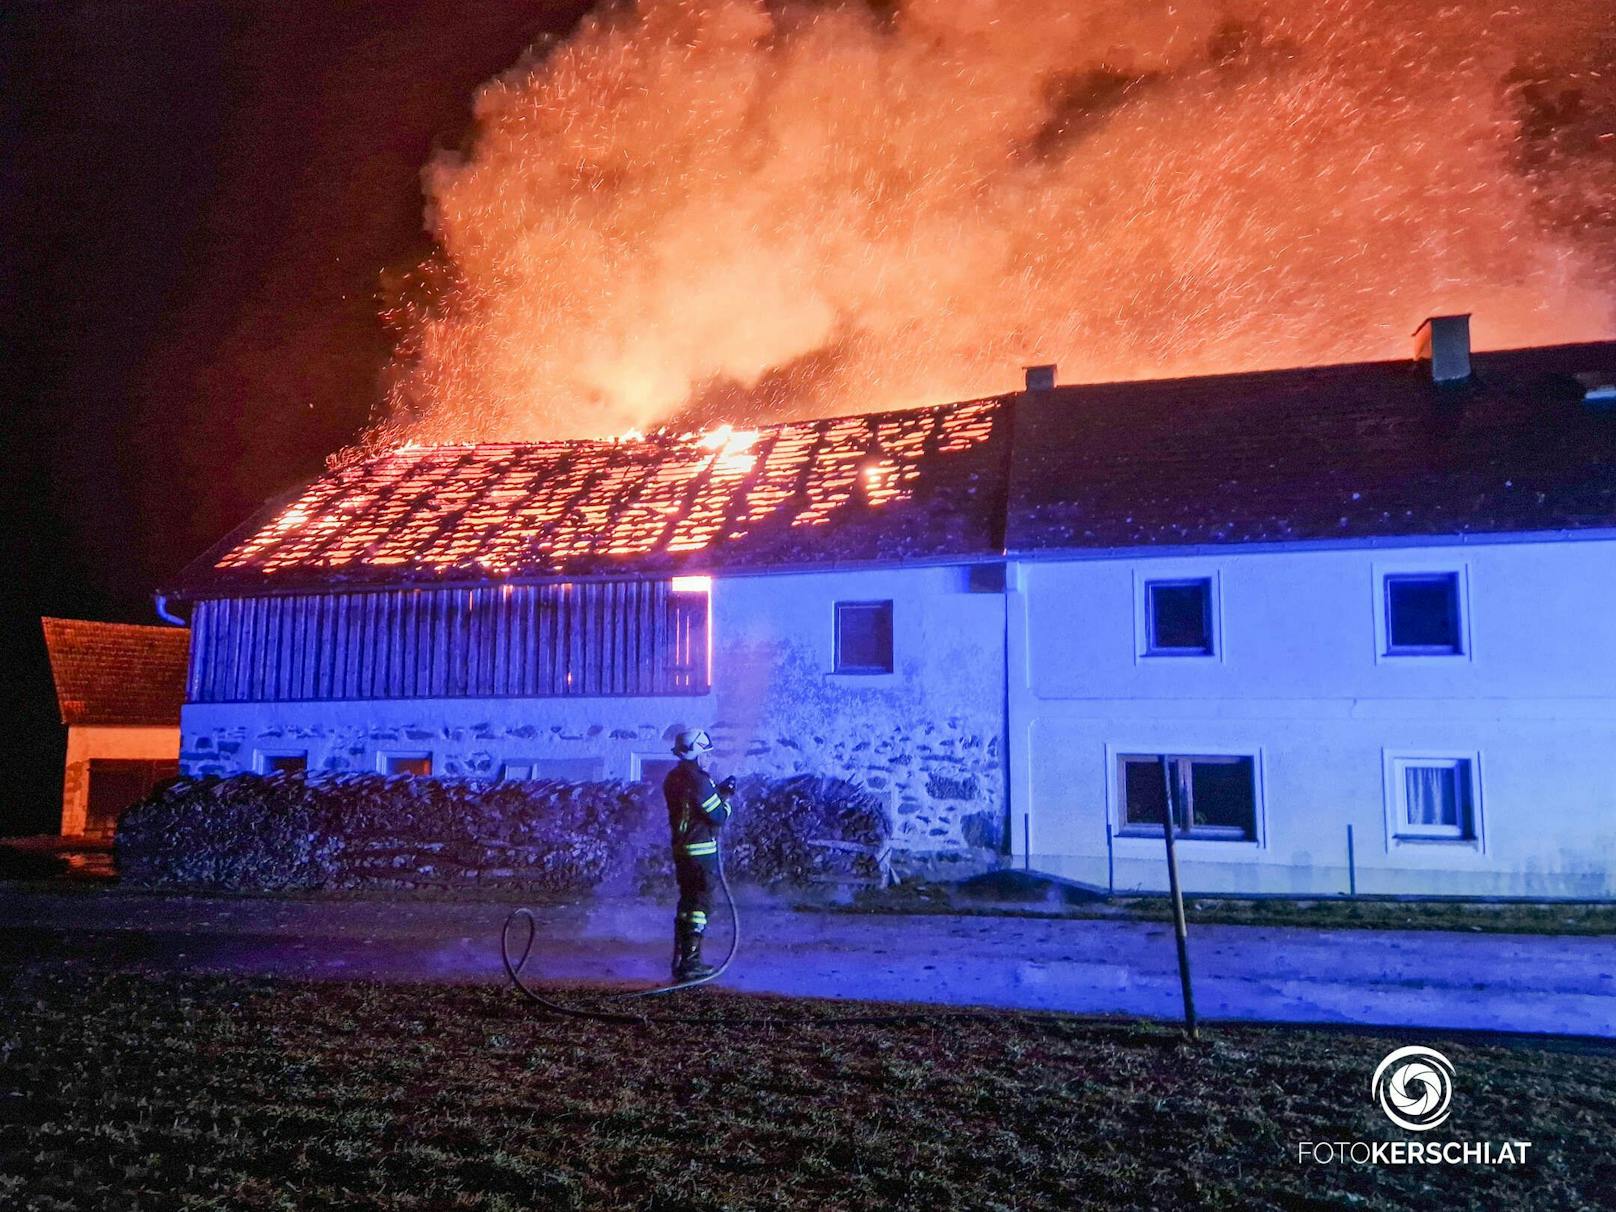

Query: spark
[360,0,1612,449]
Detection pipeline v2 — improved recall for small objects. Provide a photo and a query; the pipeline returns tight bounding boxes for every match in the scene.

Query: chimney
[1412,314,1471,383]
[1024,363,1056,391]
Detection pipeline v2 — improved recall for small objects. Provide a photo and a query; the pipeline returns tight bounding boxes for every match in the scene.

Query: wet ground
[0,835,116,881]
[2,884,1612,1037]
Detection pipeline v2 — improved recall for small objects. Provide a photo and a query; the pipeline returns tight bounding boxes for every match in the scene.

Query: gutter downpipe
[153,593,187,627]
[1006,570,1019,869]
[1000,390,1020,874]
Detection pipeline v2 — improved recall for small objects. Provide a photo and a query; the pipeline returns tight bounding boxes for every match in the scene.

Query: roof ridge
[340,393,1014,460]
[41,616,187,634]
[1026,339,1616,397]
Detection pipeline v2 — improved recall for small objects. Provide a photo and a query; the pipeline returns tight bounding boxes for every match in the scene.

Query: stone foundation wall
[179,705,1001,855]
[709,644,1003,852]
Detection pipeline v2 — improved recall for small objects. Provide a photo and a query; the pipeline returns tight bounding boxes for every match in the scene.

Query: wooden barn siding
[187,582,708,703]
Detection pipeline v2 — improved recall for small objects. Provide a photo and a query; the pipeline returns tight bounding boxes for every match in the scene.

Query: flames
[370,0,1616,446]
[220,401,999,577]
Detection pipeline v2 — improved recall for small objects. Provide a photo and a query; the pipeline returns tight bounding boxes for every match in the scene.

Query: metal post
[1159,755,1198,1040]
[1346,823,1357,897]
[1105,820,1115,896]
[1022,812,1030,872]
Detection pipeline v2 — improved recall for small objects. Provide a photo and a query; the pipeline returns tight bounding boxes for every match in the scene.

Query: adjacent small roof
[40,617,189,727]
[1009,341,1616,551]
[166,399,1009,596]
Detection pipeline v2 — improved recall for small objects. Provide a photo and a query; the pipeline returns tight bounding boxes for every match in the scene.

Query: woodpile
[115,772,889,893]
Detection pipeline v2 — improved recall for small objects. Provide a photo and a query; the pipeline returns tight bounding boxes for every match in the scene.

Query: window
[501,757,605,783]
[1119,754,1257,841]
[1144,579,1214,655]
[1384,573,1462,655]
[834,601,894,673]
[382,753,432,777]
[966,563,1007,593]
[1390,757,1476,840]
[667,583,711,692]
[635,756,680,786]
[259,752,308,775]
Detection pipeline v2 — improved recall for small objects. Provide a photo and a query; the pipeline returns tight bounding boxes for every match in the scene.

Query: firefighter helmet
[672,728,715,757]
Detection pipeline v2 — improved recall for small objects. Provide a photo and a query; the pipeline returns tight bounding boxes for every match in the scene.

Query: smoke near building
[373,0,1616,445]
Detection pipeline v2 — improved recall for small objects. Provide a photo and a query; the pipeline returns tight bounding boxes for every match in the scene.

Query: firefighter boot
[673,925,716,983]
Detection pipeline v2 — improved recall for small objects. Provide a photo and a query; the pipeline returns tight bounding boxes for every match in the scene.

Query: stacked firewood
[116,771,889,894]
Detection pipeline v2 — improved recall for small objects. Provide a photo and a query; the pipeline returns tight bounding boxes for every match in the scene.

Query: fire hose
[499,852,1003,1026]
[500,851,743,1024]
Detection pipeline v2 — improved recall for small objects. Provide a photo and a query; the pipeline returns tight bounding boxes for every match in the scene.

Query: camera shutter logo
[1372,1046,1455,1131]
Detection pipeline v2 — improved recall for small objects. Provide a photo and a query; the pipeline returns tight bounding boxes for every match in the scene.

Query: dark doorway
[85,760,178,840]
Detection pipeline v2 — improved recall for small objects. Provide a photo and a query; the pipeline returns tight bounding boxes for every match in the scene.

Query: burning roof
[169,340,1616,599]
[170,399,1008,595]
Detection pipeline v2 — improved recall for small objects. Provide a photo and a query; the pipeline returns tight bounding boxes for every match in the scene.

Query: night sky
[3,2,587,832]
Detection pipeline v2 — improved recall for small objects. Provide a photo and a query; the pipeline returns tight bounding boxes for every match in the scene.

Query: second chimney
[1413,314,1471,383]
[1024,363,1057,391]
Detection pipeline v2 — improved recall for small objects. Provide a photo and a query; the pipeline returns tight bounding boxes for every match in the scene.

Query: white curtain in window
[1405,765,1458,827]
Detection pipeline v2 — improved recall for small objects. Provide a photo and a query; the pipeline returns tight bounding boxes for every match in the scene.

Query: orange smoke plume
[371,0,1616,444]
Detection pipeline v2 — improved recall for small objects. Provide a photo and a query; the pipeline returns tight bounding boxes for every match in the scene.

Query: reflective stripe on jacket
[663,758,731,855]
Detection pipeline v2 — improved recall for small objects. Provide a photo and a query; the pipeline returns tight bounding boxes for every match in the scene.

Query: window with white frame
[1384,572,1463,655]
[1118,753,1258,841]
[1144,579,1215,655]
[259,752,308,775]
[834,600,894,673]
[500,757,605,783]
[1390,756,1477,840]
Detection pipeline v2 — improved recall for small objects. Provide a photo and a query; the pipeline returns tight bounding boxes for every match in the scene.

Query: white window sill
[825,670,902,686]
[1392,833,1480,846]
[1377,648,1470,666]
[1114,830,1262,848]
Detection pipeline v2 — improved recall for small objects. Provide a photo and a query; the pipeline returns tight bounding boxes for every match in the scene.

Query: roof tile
[169,399,1009,594]
[1008,342,1616,550]
[168,340,1616,596]
[40,618,189,727]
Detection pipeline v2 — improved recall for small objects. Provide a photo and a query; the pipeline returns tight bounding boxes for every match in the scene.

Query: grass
[1,970,1610,1209]
[1110,896,1616,935]
[835,880,1616,936]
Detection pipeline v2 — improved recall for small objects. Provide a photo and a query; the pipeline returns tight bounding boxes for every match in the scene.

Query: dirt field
[1,969,1610,1210]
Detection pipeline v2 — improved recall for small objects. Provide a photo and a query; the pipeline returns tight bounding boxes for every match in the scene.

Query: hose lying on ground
[500,850,742,1023]
[499,853,1008,1026]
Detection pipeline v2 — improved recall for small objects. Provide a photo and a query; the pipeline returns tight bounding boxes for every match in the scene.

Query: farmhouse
[163,318,1616,897]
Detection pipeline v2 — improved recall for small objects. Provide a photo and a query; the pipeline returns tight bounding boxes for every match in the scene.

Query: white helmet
[672,728,715,757]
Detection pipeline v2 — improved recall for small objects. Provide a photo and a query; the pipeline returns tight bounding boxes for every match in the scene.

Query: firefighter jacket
[663,759,732,858]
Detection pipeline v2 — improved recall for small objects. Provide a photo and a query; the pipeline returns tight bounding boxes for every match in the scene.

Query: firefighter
[663,727,736,982]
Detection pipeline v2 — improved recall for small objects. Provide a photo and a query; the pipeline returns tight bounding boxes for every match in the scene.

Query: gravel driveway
[2,886,1611,1036]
